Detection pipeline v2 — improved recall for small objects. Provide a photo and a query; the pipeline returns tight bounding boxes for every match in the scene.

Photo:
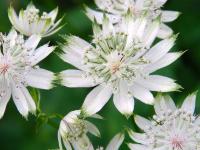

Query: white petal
[8,6,23,34]
[154,0,167,7]
[144,35,176,63]
[181,92,197,114]
[60,69,97,88]
[94,0,127,14]
[136,75,181,92]
[58,131,64,150]
[135,16,147,39]
[63,110,80,123]
[82,85,112,116]
[128,129,149,145]
[144,52,183,73]
[94,0,111,11]
[25,35,41,51]
[0,79,11,119]
[157,23,173,39]
[85,6,120,24]
[7,29,17,41]
[11,81,29,118]
[90,114,103,120]
[130,83,154,105]
[102,15,114,37]
[25,68,55,90]
[44,17,64,37]
[20,86,36,114]
[113,81,134,116]
[134,115,152,131]
[154,94,176,115]
[128,143,148,150]
[161,11,180,22]
[143,18,160,48]
[59,35,93,71]
[85,120,100,137]
[105,133,124,150]
[30,44,55,66]
[135,0,145,11]
[163,95,177,111]
[48,7,58,23]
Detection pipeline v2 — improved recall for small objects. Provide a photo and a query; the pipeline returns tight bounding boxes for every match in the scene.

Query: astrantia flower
[0,29,55,119]
[8,2,63,37]
[58,110,101,150]
[128,92,200,150]
[59,13,182,117]
[85,0,180,39]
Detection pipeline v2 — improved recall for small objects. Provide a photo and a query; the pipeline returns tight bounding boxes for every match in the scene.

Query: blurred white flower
[59,13,182,117]
[128,92,200,150]
[85,0,180,39]
[58,110,101,150]
[0,29,55,119]
[8,2,63,37]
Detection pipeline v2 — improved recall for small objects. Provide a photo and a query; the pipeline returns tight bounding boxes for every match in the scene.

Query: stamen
[171,136,184,150]
[0,64,9,75]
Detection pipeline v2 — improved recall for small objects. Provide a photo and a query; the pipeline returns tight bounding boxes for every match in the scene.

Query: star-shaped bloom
[85,0,180,39]
[0,29,55,119]
[59,13,182,117]
[58,110,101,150]
[8,2,63,37]
[128,92,200,150]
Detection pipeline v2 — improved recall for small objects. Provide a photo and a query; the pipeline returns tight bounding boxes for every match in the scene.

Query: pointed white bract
[96,132,124,150]
[58,110,101,150]
[0,29,55,119]
[85,0,180,39]
[8,2,63,37]
[128,92,200,150]
[59,13,181,117]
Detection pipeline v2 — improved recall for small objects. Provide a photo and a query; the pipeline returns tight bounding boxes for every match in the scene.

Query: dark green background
[0,0,200,149]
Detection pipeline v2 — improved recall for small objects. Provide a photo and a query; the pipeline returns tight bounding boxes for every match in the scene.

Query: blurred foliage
[1,0,200,150]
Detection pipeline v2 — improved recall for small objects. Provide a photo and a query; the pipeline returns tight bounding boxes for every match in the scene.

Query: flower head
[8,2,63,37]
[128,92,200,150]
[58,110,101,150]
[85,0,180,39]
[59,13,182,117]
[0,29,55,119]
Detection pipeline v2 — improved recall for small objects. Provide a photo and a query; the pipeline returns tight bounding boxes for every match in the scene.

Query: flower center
[171,135,184,150]
[107,51,124,75]
[110,61,121,74]
[24,7,39,24]
[0,63,9,75]
[63,120,87,141]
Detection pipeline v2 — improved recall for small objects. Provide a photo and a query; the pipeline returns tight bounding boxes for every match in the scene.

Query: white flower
[58,110,101,150]
[8,2,63,37]
[59,13,182,117]
[85,0,180,39]
[96,132,124,150]
[128,92,200,150]
[0,29,55,119]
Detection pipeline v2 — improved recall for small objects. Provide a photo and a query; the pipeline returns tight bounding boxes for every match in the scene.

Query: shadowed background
[0,0,200,149]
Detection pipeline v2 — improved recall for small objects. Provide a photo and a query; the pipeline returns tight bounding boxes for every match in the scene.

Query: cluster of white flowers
[1,1,200,150]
